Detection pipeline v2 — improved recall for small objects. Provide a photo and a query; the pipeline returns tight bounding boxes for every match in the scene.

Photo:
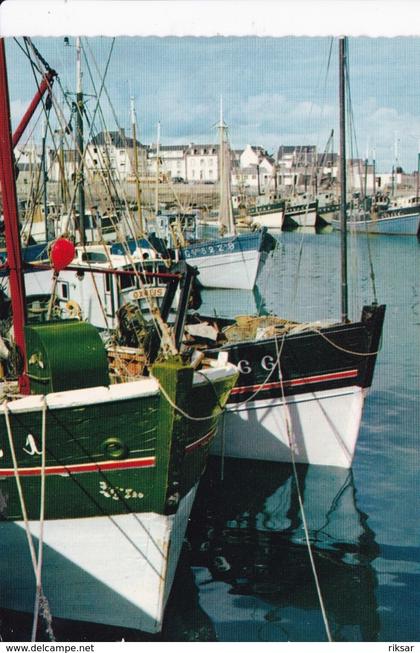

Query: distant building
[85,129,148,181]
[37,130,419,199]
[14,147,42,185]
[147,144,187,181]
[275,145,317,191]
[184,143,218,182]
[48,148,78,185]
[233,144,276,192]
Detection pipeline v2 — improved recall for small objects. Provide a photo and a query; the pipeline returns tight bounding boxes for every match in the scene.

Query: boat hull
[332,211,420,235]
[212,385,365,467]
[0,354,238,633]
[284,201,319,228]
[247,205,285,229]
[181,229,275,290]
[203,304,385,468]
[0,482,197,634]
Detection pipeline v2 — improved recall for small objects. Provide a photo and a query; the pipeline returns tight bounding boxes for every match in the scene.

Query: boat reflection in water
[198,284,268,320]
[187,458,380,642]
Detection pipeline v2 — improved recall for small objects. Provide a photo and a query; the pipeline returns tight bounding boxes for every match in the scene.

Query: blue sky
[5,34,420,173]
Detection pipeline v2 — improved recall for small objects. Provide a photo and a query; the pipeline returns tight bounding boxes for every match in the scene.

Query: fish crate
[107,346,147,382]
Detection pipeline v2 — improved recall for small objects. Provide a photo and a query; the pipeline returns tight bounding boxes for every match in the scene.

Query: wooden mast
[130,96,144,236]
[75,36,85,245]
[155,121,161,216]
[0,39,30,394]
[339,36,348,323]
[217,97,235,236]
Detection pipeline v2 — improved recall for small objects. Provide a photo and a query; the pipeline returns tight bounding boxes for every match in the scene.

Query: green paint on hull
[0,360,237,522]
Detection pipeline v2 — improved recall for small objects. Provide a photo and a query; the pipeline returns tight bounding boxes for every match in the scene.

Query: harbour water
[1,228,419,643]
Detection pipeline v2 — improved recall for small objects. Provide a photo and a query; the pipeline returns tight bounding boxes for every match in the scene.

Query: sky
[3,2,420,173]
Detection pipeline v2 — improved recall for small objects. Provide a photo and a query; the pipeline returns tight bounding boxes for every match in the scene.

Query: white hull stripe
[0,456,156,477]
[230,369,358,396]
[185,428,216,453]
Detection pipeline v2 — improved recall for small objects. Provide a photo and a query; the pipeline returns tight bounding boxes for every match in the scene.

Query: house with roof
[234,144,277,193]
[84,129,148,181]
[47,147,79,185]
[276,145,318,190]
[183,143,218,182]
[147,143,220,183]
[147,144,188,181]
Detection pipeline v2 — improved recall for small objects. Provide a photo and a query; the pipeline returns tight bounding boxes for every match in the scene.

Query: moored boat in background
[183,36,386,469]
[178,104,276,289]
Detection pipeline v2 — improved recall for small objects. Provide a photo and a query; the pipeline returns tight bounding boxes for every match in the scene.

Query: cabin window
[60,282,69,300]
[81,251,108,263]
[119,272,136,291]
[101,216,114,229]
[105,274,112,293]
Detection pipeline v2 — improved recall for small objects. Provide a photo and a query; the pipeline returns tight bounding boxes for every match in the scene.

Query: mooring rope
[157,375,226,422]
[31,397,50,641]
[272,335,333,642]
[310,324,382,356]
[2,399,55,641]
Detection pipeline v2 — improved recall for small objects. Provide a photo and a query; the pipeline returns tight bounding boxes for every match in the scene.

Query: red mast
[0,38,30,394]
[12,69,56,149]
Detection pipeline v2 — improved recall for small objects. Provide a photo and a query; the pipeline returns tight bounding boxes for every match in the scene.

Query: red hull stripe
[230,369,358,396]
[185,428,216,453]
[0,456,156,477]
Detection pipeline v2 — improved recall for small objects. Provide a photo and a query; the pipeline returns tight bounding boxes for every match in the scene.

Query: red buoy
[50,237,75,272]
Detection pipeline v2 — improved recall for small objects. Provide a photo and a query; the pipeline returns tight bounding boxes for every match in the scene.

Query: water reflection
[187,458,380,642]
[200,284,268,318]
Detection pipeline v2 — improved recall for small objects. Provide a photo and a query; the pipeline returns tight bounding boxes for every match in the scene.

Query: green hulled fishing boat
[0,38,238,636]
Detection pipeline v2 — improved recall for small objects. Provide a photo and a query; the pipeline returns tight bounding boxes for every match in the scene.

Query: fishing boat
[316,193,341,224]
[331,194,420,235]
[186,305,384,468]
[0,38,238,637]
[246,196,286,230]
[184,37,386,469]
[245,196,319,230]
[177,104,276,290]
[284,197,319,228]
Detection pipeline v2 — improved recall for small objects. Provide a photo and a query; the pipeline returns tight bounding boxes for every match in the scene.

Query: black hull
[199,304,385,405]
